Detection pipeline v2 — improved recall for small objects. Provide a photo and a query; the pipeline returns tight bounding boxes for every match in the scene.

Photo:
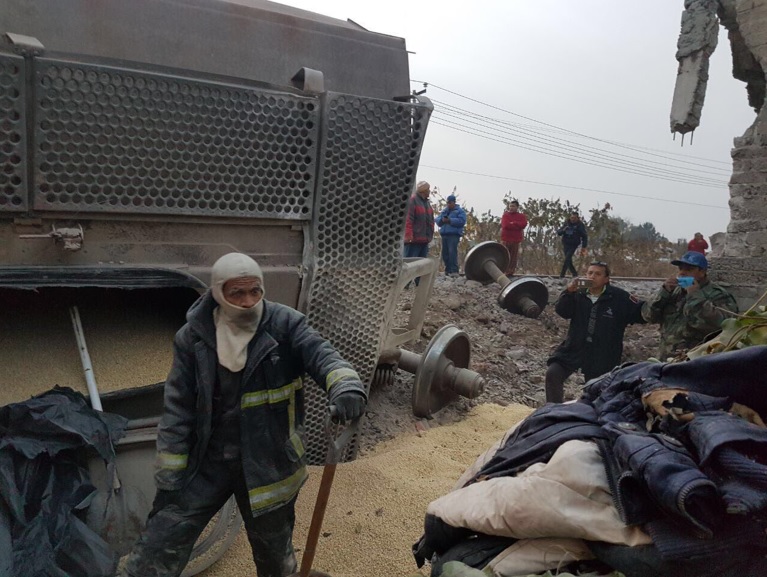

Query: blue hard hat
[671,251,708,270]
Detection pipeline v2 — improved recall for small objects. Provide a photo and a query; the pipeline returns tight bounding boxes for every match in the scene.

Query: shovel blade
[86,484,150,557]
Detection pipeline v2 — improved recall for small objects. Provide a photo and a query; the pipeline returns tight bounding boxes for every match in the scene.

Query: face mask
[210,253,265,371]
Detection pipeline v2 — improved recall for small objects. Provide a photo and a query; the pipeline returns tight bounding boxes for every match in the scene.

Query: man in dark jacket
[435,194,467,276]
[121,253,367,577]
[404,180,435,286]
[556,212,588,278]
[545,261,645,403]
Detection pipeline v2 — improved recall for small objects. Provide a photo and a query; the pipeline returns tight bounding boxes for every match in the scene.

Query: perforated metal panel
[9,49,433,464]
[32,58,320,218]
[0,53,27,212]
[303,94,432,464]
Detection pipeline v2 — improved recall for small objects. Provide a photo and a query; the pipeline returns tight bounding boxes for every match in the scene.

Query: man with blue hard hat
[642,251,738,359]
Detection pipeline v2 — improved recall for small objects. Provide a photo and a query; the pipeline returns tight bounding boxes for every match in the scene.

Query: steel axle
[381,324,484,418]
[464,241,548,318]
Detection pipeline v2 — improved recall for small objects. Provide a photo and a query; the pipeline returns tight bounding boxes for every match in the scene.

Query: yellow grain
[0,294,178,405]
[200,403,532,577]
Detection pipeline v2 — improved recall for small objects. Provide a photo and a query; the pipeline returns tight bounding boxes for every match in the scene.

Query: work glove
[330,390,367,424]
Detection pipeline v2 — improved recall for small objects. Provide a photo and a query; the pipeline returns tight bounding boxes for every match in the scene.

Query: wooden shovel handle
[298,412,361,576]
[298,463,337,577]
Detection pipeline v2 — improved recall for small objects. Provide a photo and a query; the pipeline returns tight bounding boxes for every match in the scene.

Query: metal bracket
[19,223,85,251]
[291,67,325,94]
[4,33,45,56]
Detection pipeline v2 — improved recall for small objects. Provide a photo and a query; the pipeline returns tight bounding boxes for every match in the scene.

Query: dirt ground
[357,273,662,456]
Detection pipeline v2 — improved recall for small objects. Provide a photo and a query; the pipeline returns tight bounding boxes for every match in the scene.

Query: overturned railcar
[1,0,434,572]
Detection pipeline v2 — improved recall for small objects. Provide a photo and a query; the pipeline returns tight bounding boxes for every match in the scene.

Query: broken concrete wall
[718,0,766,112]
[670,0,720,134]
[708,231,727,256]
[708,0,767,310]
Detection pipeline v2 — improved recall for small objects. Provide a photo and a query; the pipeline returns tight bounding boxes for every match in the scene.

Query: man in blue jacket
[435,194,467,276]
[121,253,367,577]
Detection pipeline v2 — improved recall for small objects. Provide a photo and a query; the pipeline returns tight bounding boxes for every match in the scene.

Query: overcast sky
[278,0,754,242]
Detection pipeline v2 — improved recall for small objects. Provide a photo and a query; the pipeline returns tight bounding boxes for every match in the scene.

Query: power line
[600,138,730,166]
[432,99,731,175]
[418,164,729,209]
[429,119,728,188]
[432,108,728,185]
[411,80,733,166]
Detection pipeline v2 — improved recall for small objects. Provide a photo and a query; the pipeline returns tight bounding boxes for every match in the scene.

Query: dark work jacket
[548,284,645,380]
[155,293,365,515]
[557,220,588,248]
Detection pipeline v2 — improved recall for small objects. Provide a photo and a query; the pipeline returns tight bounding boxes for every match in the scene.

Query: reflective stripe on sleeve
[325,367,360,390]
[157,452,188,471]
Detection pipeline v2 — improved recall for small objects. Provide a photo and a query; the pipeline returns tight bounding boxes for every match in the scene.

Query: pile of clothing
[413,346,767,577]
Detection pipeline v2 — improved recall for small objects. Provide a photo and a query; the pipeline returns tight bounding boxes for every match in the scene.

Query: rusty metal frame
[382,256,439,350]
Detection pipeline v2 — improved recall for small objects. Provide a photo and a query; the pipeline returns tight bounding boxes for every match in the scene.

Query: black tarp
[0,386,129,577]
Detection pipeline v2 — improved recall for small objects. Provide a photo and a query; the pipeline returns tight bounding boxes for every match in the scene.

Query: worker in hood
[121,252,367,577]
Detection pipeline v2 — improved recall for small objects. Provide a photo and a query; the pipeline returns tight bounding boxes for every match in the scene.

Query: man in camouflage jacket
[642,251,737,359]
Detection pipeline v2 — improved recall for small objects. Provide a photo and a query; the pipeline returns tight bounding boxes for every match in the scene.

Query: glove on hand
[331,390,366,423]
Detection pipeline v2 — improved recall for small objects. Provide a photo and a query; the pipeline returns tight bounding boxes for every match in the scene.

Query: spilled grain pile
[0,288,189,405]
[201,403,532,577]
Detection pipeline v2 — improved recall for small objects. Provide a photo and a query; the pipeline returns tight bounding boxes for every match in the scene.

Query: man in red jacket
[500,200,528,275]
[687,232,708,255]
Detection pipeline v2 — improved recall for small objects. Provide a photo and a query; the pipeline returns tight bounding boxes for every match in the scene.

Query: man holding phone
[642,251,738,359]
[545,261,645,403]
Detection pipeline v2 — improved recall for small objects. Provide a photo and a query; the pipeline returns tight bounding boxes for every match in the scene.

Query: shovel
[289,407,360,577]
[69,305,149,557]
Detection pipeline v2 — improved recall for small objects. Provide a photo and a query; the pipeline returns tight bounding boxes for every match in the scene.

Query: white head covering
[210,253,265,372]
